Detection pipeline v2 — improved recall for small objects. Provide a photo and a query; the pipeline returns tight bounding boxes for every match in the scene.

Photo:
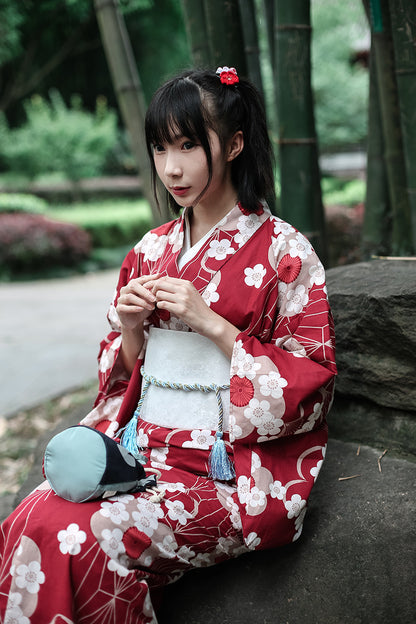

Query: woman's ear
[227,130,244,162]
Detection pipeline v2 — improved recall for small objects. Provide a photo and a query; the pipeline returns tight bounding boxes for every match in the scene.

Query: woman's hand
[116,274,160,374]
[116,274,160,331]
[152,276,239,358]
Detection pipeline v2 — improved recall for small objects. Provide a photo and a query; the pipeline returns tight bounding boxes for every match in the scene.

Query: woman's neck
[189,184,238,246]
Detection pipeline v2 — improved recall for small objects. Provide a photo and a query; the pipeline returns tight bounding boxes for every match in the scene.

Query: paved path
[0,269,119,418]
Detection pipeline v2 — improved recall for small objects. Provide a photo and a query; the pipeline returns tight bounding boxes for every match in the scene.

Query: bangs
[145,78,211,152]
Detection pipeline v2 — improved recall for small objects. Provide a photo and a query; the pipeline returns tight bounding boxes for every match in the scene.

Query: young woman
[0,67,336,623]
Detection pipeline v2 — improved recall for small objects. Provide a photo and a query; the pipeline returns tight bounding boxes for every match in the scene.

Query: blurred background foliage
[2,0,407,280]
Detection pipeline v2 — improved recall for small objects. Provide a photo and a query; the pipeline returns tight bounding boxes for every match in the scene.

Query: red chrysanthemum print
[230,375,254,407]
[277,254,302,283]
[122,526,152,559]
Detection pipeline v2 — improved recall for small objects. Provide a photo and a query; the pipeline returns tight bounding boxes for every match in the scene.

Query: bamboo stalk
[180,0,212,68]
[203,0,248,75]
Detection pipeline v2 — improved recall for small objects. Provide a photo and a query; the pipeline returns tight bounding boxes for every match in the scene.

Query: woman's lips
[171,186,190,197]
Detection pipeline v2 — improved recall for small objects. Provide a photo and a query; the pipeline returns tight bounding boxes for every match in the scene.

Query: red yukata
[0,203,336,623]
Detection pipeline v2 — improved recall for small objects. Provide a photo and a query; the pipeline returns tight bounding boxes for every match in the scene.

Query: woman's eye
[153,144,165,154]
[182,141,196,151]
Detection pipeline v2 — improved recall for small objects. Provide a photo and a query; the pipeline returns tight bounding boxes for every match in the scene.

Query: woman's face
[152,129,229,209]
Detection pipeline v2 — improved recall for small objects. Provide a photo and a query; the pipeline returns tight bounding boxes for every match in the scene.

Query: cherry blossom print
[157,534,179,559]
[141,232,169,262]
[235,213,261,246]
[202,282,220,306]
[150,446,169,469]
[296,401,323,434]
[107,558,130,577]
[14,562,45,595]
[310,459,324,481]
[251,452,262,471]
[259,370,288,399]
[165,499,192,526]
[309,261,325,286]
[99,501,130,525]
[237,475,251,505]
[207,238,234,260]
[235,348,261,380]
[277,254,302,284]
[160,316,190,332]
[285,284,309,314]
[284,494,307,519]
[244,532,261,550]
[274,219,295,237]
[269,480,286,500]
[182,429,216,449]
[244,398,273,427]
[99,336,121,373]
[289,232,313,260]
[244,263,266,289]
[256,414,284,437]
[100,527,126,559]
[168,221,184,253]
[271,233,287,256]
[176,545,196,562]
[137,428,149,449]
[131,498,164,537]
[245,486,266,511]
[230,375,254,407]
[57,523,87,556]
[4,594,30,624]
[163,481,186,493]
[122,527,152,559]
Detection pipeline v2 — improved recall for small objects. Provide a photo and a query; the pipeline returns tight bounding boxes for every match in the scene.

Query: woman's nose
[164,151,182,177]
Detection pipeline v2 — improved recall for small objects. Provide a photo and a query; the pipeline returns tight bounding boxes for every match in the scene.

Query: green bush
[322,178,366,206]
[0,90,117,181]
[49,199,153,248]
[0,192,48,214]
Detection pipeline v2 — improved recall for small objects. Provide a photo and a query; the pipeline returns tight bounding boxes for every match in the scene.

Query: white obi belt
[139,327,231,432]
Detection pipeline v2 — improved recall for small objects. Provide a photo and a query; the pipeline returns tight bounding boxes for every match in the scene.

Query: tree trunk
[274,0,327,263]
[238,0,264,97]
[94,0,169,225]
[368,0,413,255]
[203,0,248,76]
[362,31,391,258]
[263,0,275,75]
[388,0,416,248]
[180,0,212,68]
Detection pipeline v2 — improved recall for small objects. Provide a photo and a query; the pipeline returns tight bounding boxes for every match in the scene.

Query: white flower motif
[136,497,164,520]
[284,494,306,519]
[235,213,260,246]
[137,428,149,449]
[57,523,87,555]
[245,532,261,550]
[271,233,287,256]
[246,486,266,509]
[235,351,261,380]
[141,232,168,262]
[165,499,191,526]
[244,263,266,289]
[177,545,195,562]
[168,221,184,252]
[182,429,215,449]
[14,561,45,594]
[99,336,122,373]
[207,238,234,260]
[274,220,295,237]
[237,475,251,504]
[163,481,186,493]
[259,370,288,399]
[157,534,178,558]
[269,480,286,500]
[101,528,125,559]
[289,233,313,260]
[190,552,212,567]
[107,558,130,577]
[309,262,325,286]
[160,316,190,332]
[310,459,324,480]
[100,501,129,525]
[216,536,238,555]
[226,497,242,530]
[4,593,30,624]
[256,414,284,437]
[202,282,220,306]
[244,398,273,427]
[285,284,309,314]
[296,402,323,435]
[251,452,261,470]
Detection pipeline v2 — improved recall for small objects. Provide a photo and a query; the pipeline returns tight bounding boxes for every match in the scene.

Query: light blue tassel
[120,376,150,464]
[208,431,235,481]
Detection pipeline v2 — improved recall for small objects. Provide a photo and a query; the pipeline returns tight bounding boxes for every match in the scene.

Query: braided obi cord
[121,366,235,481]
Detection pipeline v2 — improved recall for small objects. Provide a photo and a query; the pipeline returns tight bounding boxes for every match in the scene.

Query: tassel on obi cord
[121,366,235,481]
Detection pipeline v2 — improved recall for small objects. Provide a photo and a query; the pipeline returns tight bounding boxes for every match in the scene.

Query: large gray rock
[326,260,416,413]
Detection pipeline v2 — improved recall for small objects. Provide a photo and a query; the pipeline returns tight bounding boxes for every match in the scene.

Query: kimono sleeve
[228,253,337,445]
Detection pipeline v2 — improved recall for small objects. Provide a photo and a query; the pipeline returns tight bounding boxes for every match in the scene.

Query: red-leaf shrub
[0,213,91,272]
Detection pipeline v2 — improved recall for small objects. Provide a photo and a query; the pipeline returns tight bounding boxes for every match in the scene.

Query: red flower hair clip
[216,66,239,85]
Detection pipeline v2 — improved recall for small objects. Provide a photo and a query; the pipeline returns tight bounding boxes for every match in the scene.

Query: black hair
[145,68,275,214]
